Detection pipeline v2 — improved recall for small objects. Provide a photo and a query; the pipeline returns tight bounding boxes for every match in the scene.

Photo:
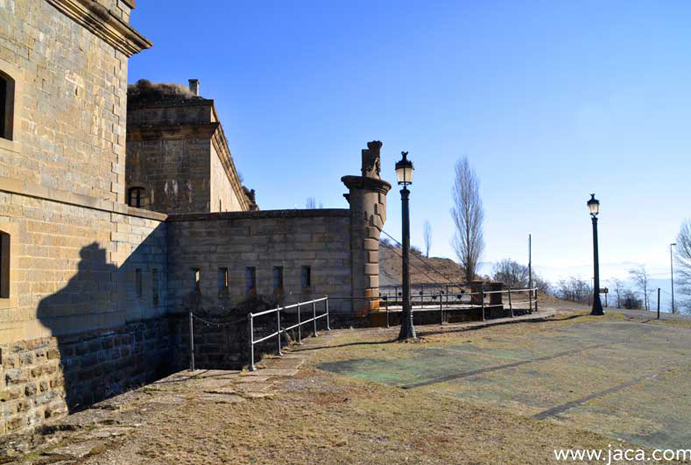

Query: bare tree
[451,157,484,282]
[556,276,593,304]
[628,265,651,311]
[305,197,317,209]
[622,289,643,309]
[492,259,529,289]
[423,220,432,258]
[676,220,691,313]
[533,275,552,295]
[608,278,626,309]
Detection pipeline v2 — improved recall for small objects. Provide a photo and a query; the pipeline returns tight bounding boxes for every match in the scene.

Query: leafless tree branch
[450,157,485,282]
[423,220,432,258]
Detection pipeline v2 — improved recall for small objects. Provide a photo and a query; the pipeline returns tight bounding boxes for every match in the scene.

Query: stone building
[126,79,257,214]
[0,0,390,434]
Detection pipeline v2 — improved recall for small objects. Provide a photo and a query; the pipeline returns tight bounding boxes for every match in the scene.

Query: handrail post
[277,305,283,356]
[326,297,331,331]
[248,313,256,371]
[189,311,195,372]
[529,286,533,313]
[534,289,539,313]
[385,297,389,328]
[508,287,514,318]
[481,291,486,321]
[313,300,318,337]
[297,302,302,345]
[439,290,443,325]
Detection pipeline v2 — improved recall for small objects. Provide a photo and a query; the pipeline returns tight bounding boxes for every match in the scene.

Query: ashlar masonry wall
[126,99,248,214]
[0,0,179,436]
[166,209,354,319]
[0,184,172,434]
[0,0,139,204]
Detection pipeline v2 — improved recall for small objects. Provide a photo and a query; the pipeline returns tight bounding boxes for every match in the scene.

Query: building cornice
[210,124,251,212]
[0,176,167,221]
[45,0,152,57]
[341,175,392,194]
[167,209,349,223]
[127,123,220,141]
[127,98,213,111]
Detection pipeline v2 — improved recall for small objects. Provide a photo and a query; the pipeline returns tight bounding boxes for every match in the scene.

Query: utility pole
[670,243,677,314]
[528,234,532,312]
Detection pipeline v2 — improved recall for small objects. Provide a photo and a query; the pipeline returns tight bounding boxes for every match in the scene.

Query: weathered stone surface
[167,210,354,315]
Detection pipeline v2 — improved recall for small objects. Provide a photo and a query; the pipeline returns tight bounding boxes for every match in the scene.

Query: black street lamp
[396,151,416,340]
[588,194,605,316]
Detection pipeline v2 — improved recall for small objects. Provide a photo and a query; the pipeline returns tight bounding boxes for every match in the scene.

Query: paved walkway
[0,310,555,463]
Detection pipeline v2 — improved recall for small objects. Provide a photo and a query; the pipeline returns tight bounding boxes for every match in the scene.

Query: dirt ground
[3,308,690,464]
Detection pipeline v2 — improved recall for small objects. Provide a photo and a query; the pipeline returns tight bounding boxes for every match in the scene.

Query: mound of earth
[378,243,464,286]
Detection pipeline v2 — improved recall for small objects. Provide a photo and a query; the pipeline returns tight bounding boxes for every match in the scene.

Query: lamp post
[671,242,677,314]
[588,194,605,316]
[396,151,416,340]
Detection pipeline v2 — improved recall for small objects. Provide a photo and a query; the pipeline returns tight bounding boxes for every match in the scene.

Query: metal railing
[377,287,539,327]
[188,312,249,372]
[248,296,330,371]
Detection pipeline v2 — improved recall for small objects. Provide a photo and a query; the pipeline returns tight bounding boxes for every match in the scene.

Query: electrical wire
[381,229,460,285]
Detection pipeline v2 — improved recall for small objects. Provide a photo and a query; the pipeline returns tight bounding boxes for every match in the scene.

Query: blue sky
[128,1,691,286]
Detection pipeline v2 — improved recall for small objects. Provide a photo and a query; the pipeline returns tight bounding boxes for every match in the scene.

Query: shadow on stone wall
[31,233,174,417]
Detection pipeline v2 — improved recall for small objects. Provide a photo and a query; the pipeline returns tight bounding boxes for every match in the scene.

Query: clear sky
[128,0,691,285]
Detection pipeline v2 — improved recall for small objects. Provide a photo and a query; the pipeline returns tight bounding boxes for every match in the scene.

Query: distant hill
[379,243,465,286]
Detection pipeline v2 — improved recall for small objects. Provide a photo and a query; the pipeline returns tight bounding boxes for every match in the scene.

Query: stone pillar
[488,281,504,311]
[470,280,484,305]
[342,141,391,319]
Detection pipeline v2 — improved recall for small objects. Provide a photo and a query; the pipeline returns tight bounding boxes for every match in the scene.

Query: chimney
[188,79,200,96]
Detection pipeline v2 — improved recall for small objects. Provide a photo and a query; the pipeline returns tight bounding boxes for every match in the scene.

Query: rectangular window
[301,265,311,290]
[219,199,223,212]
[135,269,142,298]
[193,268,201,292]
[218,267,229,294]
[128,187,146,208]
[245,267,256,294]
[0,231,9,298]
[152,268,160,306]
[273,266,283,294]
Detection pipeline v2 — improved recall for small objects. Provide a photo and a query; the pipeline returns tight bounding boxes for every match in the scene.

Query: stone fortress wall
[125,81,251,214]
[0,0,172,435]
[0,0,390,435]
[167,210,354,318]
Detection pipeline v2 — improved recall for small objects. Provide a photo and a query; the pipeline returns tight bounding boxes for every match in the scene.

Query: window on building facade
[0,71,14,140]
[245,267,256,294]
[273,266,283,294]
[0,231,9,298]
[301,265,311,291]
[128,187,146,208]
[218,267,229,294]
